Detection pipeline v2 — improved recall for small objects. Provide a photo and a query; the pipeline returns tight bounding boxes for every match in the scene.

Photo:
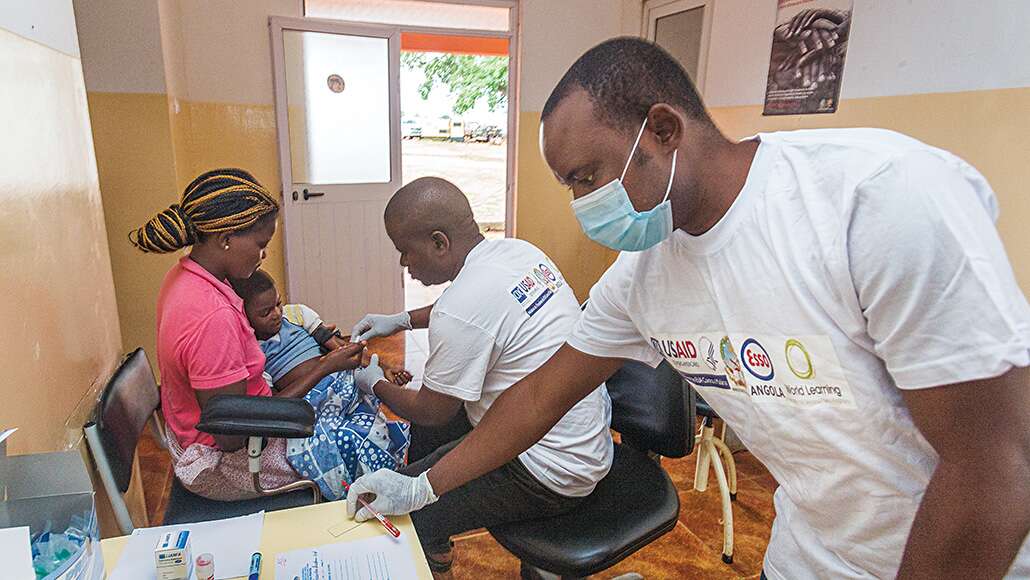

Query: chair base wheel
[722,554,733,565]
[730,492,737,501]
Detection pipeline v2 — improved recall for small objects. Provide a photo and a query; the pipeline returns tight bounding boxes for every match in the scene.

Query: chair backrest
[87,348,161,492]
[606,360,695,458]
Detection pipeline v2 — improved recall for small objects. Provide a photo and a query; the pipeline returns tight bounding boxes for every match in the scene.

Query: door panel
[272,18,403,329]
[284,29,392,184]
[646,0,712,93]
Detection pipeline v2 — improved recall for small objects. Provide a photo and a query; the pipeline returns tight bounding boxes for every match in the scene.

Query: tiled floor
[138,334,777,578]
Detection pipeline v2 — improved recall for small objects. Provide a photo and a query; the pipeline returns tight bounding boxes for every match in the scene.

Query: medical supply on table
[195,553,214,580]
[248,552,262,580]
[109,512,263,580]
[341,480,401,538]
[30,515,94,579]
[1,441,105,580]
[154,530,193,580]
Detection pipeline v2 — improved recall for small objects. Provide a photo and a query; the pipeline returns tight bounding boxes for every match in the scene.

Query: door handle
[302,188,325,201]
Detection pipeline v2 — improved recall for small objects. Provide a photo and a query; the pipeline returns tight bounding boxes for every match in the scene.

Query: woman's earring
[224,243,230,250]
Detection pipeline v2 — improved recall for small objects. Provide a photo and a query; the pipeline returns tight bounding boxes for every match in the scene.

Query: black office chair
[84,348,320,535]
[488,360,695,579]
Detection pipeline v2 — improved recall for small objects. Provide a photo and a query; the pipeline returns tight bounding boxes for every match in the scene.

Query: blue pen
[248,552,262,580]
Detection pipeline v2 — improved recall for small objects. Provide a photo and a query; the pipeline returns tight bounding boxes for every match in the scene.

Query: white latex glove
[350,312,412,342]
[353,354,387,396]
[346,469,439,521]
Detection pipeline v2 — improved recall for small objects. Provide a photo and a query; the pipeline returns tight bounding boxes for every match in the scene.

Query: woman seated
[231,269,410,500]
[132,168,404,501]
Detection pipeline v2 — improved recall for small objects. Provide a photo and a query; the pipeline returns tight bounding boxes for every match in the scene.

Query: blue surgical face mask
[570,119,677,251]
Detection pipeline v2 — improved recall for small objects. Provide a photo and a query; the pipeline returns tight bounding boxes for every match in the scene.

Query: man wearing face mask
[349,177,613,577]
[347,39,1030,579]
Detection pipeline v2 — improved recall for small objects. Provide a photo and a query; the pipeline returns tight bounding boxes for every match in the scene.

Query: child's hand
[385,369,413,386]
[319,342,365,372]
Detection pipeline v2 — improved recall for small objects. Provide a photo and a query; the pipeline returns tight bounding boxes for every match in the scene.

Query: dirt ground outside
[401,138,507,231]
[401,138,507,308]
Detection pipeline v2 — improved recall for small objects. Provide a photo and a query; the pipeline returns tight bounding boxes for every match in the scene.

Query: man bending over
[350,177,613,577]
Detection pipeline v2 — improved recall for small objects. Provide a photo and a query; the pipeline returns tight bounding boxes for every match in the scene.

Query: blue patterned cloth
[285,370,410,500]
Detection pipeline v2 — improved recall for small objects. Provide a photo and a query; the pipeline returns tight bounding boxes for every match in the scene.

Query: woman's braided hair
[130,168,279,253]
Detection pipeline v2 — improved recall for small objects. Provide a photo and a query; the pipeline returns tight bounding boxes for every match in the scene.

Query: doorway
[269,4,518,330]
[399,32,510,309]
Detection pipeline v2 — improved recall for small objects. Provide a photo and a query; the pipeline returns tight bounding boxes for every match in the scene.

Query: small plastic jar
[196,553,215,580]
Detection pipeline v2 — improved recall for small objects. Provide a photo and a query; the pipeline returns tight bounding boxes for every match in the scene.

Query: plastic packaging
[196,553,215,580]
[30,513,92,579]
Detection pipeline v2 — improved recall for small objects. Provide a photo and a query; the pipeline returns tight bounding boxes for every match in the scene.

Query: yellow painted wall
[515,112,618,301]
[88,93,287,363]
[515,88,1030,298]
[3,23,151,535]
[172,101,287,285]
[87,92,180,368]
[0,27,123,455]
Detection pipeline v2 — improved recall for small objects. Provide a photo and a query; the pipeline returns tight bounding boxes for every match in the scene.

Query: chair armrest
[197,395,315,439]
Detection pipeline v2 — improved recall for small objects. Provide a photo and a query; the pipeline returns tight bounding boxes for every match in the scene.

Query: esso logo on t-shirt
[741,338,774,381]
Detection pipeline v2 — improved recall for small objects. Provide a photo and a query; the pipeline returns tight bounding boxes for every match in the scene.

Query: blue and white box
[155,530,194,580]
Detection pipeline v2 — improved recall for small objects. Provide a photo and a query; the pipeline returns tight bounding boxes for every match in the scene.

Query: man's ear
[430,230,450,253]
[646,103,685,152]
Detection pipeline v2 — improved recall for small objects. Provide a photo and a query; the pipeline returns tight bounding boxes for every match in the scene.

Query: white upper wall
[1,0,81,57]
[157,0,187,100]
[518,0,627,112]
[73,0,166,92]
[704,0,1030,108]
[74,0,302,102]
[69,0,1030,106]
[177,0,302,104]
[73,0,636,107]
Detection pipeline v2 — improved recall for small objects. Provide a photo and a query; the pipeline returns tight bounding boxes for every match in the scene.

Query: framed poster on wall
[763,0,852,115]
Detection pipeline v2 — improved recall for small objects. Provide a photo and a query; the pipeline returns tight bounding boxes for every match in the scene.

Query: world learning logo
[785,338,815,379]
[740,338,774,381]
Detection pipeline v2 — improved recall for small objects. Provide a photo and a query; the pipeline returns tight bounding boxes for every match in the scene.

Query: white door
[271,17,403,330]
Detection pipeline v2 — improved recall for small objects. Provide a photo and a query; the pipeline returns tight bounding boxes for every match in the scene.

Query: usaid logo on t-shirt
[510,277,534,304]
[649,334,746,392]
[650,337,700,367]
[509,262,565,316]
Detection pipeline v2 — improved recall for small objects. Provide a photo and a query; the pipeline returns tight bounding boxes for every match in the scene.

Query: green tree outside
[402,52,508,115]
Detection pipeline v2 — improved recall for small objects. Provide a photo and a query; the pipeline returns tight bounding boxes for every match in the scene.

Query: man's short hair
[542,37,710,131]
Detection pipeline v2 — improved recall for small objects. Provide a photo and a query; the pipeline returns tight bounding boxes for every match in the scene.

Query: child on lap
[232,270,411,500]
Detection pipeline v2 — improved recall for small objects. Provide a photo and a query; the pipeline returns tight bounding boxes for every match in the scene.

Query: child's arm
[286,303,346,349]
[274,342,364,398]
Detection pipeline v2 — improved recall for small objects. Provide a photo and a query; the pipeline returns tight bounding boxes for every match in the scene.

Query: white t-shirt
[568,129,1030,579]
[424,238,613,497]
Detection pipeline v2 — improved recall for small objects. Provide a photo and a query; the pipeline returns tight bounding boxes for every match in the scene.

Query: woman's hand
[319,342,365,373]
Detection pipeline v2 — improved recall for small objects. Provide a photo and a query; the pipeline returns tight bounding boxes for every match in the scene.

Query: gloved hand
[346,469,439,521]
[353,354,387,396]
[350,312,412,342]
